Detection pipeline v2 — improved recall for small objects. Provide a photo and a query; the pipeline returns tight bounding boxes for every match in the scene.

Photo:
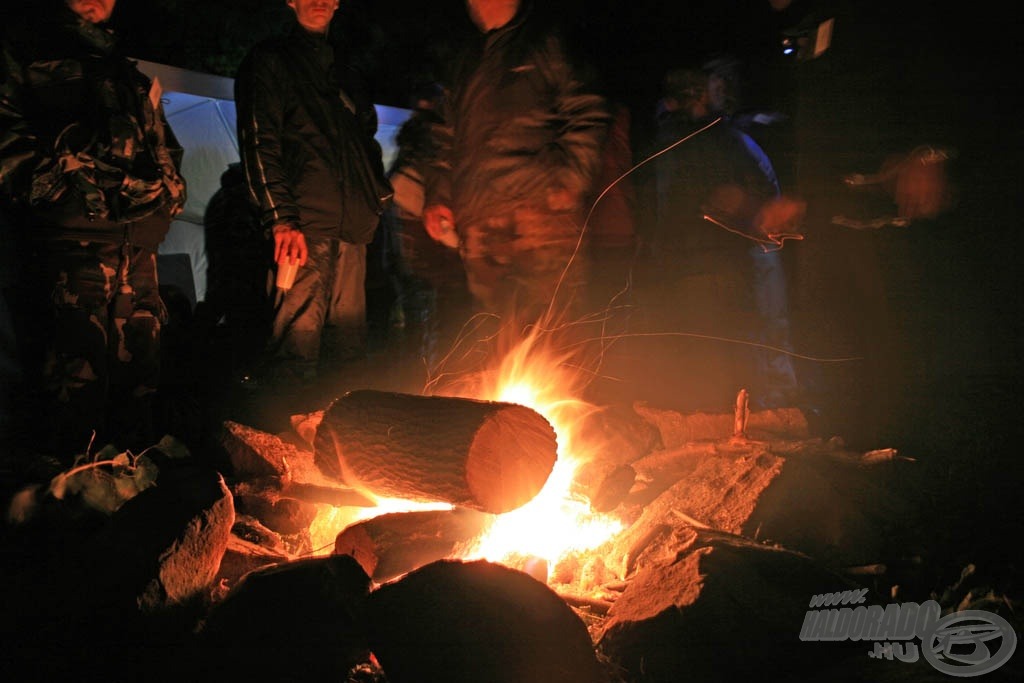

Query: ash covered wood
[570,403,662,511]
[314,390,558,513]
[596,529,867,682]
[633,402,809,447]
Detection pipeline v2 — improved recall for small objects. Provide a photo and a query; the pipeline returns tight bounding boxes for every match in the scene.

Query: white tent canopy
[135,60,412,307]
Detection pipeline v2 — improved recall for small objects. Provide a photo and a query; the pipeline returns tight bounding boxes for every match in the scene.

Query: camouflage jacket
[0,6,186,249]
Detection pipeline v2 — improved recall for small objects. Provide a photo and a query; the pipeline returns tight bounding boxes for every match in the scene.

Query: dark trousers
[265,237,367,382]
[15,239,166,458]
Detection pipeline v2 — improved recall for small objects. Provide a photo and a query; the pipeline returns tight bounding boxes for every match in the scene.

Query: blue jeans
[749,245,799,406]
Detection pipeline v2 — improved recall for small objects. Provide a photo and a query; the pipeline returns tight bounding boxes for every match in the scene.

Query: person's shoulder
[237,35,294,80]
[241,35,291,62]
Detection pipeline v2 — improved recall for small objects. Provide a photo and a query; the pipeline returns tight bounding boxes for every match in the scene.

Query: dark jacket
[235,23,391,244]
[653,111,779,268]
[426,3,610,228]
[0,4,186,251]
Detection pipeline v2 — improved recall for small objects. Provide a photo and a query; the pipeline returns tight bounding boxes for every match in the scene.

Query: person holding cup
[235,0,391,388]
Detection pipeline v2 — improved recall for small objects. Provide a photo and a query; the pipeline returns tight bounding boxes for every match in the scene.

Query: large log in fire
[314,390,558,514]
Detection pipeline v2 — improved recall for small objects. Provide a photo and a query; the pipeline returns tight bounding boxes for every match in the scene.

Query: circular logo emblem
[922,610,1017,677]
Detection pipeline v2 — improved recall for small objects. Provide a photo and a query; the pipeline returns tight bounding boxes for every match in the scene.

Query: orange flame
[433,317,624,568]
[310,313,624,577]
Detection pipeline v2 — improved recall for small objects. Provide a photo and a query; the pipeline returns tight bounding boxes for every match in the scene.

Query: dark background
[3,0,1020,601]
[118,0,1024,581]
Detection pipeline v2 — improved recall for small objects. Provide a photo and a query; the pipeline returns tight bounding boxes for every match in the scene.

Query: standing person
[421,0,611,328]
[644,65,805,412]
[235,0,391,389]
[0,0,187,463]
[200,162,271,380]
[762,0,959,444]
[384,82,474,376]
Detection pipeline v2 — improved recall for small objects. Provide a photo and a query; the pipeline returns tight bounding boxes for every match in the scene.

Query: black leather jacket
[425,3,610,228]
[235,23,390,244]
[0,4,186,250]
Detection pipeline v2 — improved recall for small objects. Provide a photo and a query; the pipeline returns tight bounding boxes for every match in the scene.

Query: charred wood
[334,508,494,583]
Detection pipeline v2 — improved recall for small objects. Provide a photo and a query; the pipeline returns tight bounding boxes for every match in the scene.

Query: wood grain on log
[315,390,558,513]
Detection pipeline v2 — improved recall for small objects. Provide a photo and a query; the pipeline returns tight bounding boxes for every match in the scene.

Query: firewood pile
[2,389,1016,682]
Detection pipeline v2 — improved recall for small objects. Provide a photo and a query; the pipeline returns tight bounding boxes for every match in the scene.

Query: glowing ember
[460,456,621,565]
[310,497,452,555]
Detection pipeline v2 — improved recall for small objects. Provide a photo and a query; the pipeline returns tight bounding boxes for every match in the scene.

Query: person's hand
[546,186,579,212]
[755,195,806,243]
[272,223,308,266]
[423,204,458,247]
[891,150,952,220]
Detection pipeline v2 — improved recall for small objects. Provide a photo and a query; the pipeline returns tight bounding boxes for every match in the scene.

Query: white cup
[276,257,300,290]
[437,217,459,249]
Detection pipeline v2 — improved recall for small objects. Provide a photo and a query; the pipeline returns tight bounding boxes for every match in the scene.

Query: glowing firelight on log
[430,319,624,567]
[310,316,623,577]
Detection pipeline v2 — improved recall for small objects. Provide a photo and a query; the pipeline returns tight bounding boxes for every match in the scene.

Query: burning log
[334,508,495,583]
[219,419,376,507]
[570,404,662,512]
[314,390,558,514]
[607,445,785,579]
[573,461,637,513]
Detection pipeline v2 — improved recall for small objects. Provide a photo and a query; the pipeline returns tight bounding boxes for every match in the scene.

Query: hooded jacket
[425,2,610,229]
[235,22,391,245]
[0,3,186,251]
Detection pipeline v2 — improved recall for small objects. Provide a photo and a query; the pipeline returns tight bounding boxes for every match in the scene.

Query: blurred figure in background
[642,64,805,411]
[421,0,611,329]
[381,81,473,378]
[200,162,271,381]
[763,0,959,444]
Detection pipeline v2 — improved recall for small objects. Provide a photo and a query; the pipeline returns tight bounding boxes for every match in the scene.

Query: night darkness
[2,0,1023,644]
[94,0,1023,581]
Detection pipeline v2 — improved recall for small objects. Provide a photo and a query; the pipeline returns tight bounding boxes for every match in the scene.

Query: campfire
[7,316,1006,683]
[304,323,627,582]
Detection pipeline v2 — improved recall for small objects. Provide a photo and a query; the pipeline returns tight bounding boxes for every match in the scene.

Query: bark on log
[334,508,494,583]
[314,390,558,514]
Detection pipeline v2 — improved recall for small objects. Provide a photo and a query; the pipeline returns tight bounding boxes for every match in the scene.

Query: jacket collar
[55,4,117,55]
[290,19,333,45]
